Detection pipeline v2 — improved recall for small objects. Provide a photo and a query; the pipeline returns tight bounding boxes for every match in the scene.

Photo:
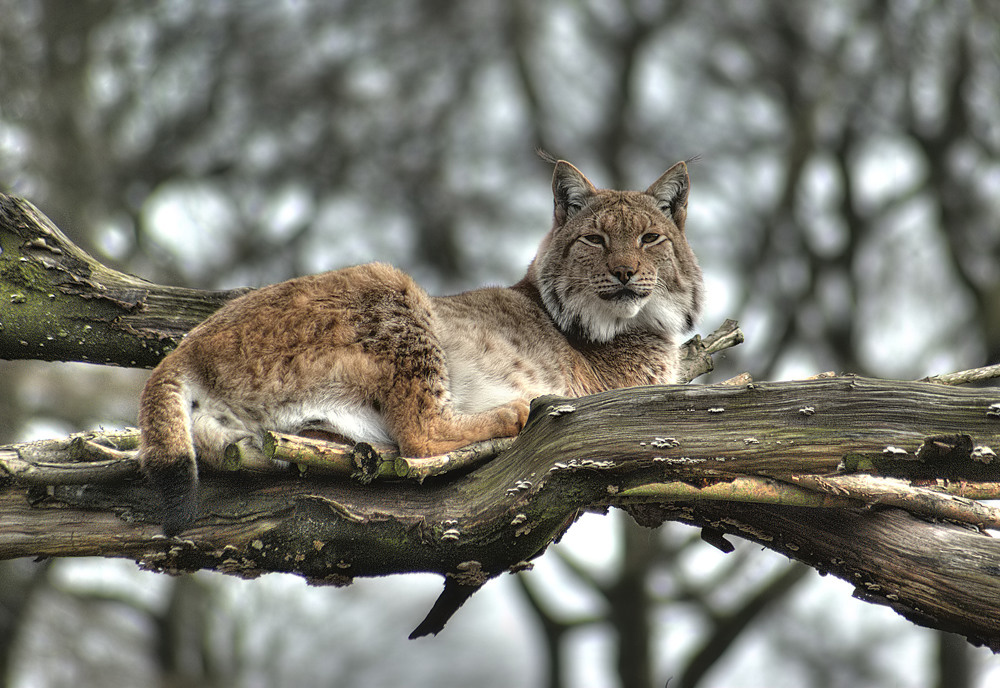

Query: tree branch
[2,193,1000,647]
[0,193,246,367]
[1,375,999,644]
[924,364,1000,386]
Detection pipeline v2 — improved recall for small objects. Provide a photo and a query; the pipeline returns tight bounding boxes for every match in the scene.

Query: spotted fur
[139,160,704,535]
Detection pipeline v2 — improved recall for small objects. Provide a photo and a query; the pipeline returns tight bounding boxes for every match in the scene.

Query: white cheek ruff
[541,280,642,342]
[574,293,645,342]
[633,297,693,338]
[541,278,693,343]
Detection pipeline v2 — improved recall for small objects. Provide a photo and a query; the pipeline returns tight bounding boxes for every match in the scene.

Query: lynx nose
[610,265,636,284]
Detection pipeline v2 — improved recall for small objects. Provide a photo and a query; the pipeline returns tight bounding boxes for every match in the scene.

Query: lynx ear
[646,161,689,230]
[552,161,597,225]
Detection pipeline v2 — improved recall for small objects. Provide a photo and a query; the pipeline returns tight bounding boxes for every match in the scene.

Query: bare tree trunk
[0,560,51,685]
[610,520,654,688]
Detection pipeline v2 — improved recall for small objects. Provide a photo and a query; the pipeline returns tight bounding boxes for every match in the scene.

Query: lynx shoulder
[139,159,704,534]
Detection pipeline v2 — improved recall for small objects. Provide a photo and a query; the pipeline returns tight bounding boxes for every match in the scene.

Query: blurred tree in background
[1,1,997,686]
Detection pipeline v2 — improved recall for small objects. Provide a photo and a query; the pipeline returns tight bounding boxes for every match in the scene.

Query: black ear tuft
[552,161,597,224]
[535,148,559,164]
[646,161,690,227]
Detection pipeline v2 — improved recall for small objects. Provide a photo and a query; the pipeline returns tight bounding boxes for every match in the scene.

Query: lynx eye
[579,234,606,247]
[640,233,666,246]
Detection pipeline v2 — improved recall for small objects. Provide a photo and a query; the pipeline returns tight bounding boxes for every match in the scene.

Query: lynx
[139,159,704,535]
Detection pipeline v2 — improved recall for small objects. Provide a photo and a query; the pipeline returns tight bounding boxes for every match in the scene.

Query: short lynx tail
[146,460,198,538]
[138,366,199,537]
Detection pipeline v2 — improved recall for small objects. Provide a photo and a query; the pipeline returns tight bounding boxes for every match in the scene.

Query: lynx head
[527,160,704,343]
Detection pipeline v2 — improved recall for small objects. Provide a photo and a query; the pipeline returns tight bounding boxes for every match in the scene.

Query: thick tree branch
[2,376,1000,644]
[2,193,1000,647]
[0,193,246,367]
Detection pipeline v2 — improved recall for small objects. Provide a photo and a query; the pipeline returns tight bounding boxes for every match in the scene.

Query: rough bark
[2,192,1000,647]
[0,193,246,367]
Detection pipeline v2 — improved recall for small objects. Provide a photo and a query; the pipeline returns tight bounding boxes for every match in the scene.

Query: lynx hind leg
[344,269,532,456]
[445,396,531,451]
[378,346,533,456]
[375,342,530,456]
[190,401,273,472]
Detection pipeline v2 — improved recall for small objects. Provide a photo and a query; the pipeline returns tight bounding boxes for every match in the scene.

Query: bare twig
[701,318,745,356]
[924,364,1000,386]
[677,319,744,384]
[788,474,1000,529]
[262,431,515,482]
[0,430,140,485]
